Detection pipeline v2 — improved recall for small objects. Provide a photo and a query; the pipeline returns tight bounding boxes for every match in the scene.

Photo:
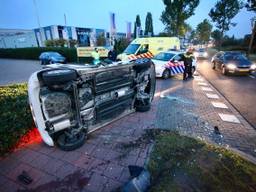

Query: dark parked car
[211,51,256,75]
[28,59,156,151]
[39,52,66,65]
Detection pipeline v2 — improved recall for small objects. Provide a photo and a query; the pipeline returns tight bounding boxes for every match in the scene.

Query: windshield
[153,52,175,61]
[224,53,247,61]
[49,52,62,57]
[124,44,140,54]
[199,48,205,52]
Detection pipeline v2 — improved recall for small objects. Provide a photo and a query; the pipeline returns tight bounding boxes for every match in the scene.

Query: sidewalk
[0,74,256,192]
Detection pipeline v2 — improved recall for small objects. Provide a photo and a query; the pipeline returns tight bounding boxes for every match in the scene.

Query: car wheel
[222,66,228,75]
[136,104,151,112]
[56,131,86,151]
[162,69,170,79]
[212,62,216,69]
[42,69,77,86]
[50,60,54,64]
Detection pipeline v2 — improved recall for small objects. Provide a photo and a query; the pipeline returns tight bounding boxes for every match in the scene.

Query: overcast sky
[0,0,255,38]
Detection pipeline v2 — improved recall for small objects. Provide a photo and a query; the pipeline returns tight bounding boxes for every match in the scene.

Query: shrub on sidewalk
[0,83,33,155]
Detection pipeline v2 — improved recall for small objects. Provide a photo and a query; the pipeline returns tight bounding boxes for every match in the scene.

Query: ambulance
[117,37,180,61]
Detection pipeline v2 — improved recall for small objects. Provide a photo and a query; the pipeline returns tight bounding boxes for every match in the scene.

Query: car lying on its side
[152,51,197,79]
[39,52,66,65]
[211,51,256,75]
[28,59,155,150]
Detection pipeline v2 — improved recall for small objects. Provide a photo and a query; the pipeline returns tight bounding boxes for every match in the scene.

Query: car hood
[227,60,252,67]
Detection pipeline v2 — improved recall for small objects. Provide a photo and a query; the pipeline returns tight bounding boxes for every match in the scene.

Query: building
[0,25,107,48]
[0,28,38,48]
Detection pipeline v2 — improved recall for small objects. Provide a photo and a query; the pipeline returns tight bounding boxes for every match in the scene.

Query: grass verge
[148,132,256,192]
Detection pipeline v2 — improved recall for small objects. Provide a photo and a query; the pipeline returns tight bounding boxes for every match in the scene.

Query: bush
[0,83,33,155]
[0,47,77,62]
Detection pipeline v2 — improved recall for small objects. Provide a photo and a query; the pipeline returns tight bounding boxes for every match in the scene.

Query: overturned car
[28,59,156,151]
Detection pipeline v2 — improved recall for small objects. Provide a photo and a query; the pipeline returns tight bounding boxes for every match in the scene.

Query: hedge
[0,83,33,155]
[0,47,78,62]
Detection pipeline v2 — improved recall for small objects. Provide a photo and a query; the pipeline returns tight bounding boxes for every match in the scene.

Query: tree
[144,12,154,36]
[209,0,242,44]
[245,0,256,11]
[211,29,222,48]
[133,15,141,38]
[160,0,200,37]
[114,38,130,54]
[245,0,256,54]
[96,34,106,46]
[196,19,213,44]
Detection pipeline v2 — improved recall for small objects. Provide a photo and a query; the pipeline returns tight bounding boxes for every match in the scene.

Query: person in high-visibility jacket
[181,50,193,80]
[91,48,100,65]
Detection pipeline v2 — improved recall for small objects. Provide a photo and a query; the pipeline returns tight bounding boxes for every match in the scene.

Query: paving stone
[104,163,124,180]
[103,178,122,192]
[84,172,108,192]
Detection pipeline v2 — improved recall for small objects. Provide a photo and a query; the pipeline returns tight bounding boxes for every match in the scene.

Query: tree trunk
[248,21,256,55]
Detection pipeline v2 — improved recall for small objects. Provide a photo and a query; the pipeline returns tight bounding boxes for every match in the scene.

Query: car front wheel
[212,62,216,69]
[222,66,228,75]
[162,69,170,79]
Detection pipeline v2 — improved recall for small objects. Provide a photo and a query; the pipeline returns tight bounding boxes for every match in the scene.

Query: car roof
[159,51,184,55]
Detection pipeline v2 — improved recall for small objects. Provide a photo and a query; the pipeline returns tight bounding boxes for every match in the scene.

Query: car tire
[42,69,77,85]
[136,104,151,112]
[162,69,170,79]
[222,66,228,75]
[56,131,86,151]
[212,62,216,69]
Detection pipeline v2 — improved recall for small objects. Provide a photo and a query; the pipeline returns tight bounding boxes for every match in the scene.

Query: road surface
[197,59,256,129]
[0,59,42,86]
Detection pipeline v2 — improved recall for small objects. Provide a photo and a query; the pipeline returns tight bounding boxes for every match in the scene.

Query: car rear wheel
[42,69,77,86]
[162,69,170,79]
[56,131,86,151]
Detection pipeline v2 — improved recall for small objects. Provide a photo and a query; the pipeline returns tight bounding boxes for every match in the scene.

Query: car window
[173,55,182,61]
[124,44,140,54]
[49,52,61,57]
[153,52,175,61]
[224,53,248,61]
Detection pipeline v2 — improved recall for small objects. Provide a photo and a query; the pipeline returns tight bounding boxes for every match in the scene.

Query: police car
[152,51,197,79]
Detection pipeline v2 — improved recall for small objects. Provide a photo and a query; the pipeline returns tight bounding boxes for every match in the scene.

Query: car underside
[28,59,156,150]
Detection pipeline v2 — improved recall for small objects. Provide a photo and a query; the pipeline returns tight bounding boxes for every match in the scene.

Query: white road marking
[211,102,228,109]
[201,87,214,92]
[206,93,219,99]
[249,75,255,79]
[218,113,240,124]
[197,82,208,86]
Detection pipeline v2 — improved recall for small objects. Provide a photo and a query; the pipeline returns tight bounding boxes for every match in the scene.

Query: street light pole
[33,0,43,47]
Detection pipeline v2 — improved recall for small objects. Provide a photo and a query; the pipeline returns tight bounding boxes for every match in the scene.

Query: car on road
[194,48,208,59]
[28,59,156,151]
[211,51,256,75]
[39,52,66,65]
[152,51,197,79]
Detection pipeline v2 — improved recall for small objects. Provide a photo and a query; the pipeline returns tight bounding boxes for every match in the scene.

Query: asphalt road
[197,59,256,129]
[0,59,42,85]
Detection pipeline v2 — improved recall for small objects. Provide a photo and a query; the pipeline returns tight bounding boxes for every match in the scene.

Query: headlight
[203,52,208,57]
[226,63,236,70]
[250,64,256,70]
